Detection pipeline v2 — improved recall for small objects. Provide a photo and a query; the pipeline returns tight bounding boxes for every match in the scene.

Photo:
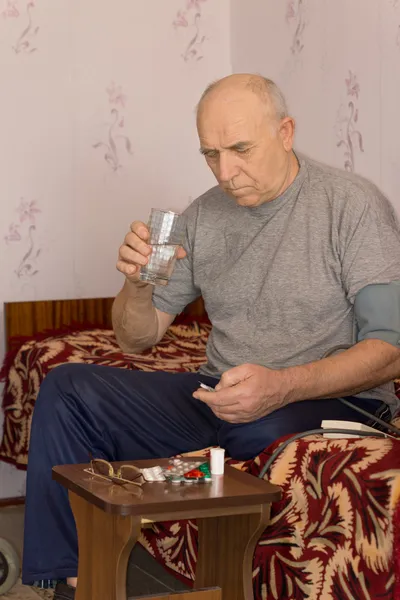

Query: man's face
[197,91,293,207]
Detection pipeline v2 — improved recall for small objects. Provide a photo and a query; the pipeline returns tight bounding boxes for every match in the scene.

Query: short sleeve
[340,184,400,302]
[152,199,201,315]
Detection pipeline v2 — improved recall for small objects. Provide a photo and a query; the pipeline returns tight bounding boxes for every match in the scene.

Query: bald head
[196,73,298,208]
[197,74,288,124]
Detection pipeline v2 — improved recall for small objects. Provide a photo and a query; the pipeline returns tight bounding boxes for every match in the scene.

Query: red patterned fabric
[395,499,400,600]
[0,322,211,467]
[141,438,400,600]
[1,324,400,599]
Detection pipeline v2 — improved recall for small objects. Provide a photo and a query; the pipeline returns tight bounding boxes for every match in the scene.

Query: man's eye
[235,147,249,154]
[205,151,218,159]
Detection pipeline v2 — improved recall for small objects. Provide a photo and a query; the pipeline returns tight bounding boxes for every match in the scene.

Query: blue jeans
[22,363,384,583]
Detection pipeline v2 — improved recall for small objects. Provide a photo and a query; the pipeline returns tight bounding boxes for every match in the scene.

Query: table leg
[194,504,271,600]
[69,492,142,600]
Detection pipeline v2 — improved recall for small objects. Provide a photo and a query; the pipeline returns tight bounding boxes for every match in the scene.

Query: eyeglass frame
[84,458,144,487]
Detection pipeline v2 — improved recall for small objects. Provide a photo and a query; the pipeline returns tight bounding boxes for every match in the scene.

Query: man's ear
[279,117,296,152]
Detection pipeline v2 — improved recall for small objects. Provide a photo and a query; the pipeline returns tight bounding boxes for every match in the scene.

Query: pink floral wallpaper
[335,71,364,172]
[173,0,209,61]
[4,199,41,277]
[93,82,133,171]
[1,0,39,53]
[286,0,306,56]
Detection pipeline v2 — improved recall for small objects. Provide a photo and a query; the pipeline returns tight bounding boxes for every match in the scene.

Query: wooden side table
[53,458,281,600]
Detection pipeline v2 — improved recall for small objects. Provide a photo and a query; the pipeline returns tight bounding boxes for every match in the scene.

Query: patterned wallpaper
[231,0,400,214]
[0,0,230,497]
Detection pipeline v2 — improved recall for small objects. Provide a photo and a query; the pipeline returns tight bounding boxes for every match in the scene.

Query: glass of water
[139,209,186,286]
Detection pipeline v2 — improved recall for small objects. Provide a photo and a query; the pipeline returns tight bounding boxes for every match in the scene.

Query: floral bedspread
[141,437,400,600]
[0,322,211,467]
[1,324,400,599]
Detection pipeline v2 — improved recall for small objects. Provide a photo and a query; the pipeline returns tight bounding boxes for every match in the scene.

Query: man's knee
[34,363,93,418]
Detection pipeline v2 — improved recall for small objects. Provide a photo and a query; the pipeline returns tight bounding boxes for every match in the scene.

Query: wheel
[0,538,20,594]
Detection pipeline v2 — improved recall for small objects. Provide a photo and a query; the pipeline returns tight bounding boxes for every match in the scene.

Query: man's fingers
[118,220,186,284]
[193,388,241,407]
[212,410,250,423]
[116,260,138,277]
[119,244,149,267]
[130,221,150,241]
[216,365,249,390]
[124,231,151,257]
[212,405,266,423]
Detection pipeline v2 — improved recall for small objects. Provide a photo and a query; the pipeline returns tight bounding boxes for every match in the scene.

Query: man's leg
[22,364,219,584]
[218,396,386,460]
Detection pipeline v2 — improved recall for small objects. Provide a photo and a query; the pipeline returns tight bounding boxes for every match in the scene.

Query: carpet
[1,580,53,599]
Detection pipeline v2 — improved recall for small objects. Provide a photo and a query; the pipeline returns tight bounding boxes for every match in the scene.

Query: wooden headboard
[4,296,206,350]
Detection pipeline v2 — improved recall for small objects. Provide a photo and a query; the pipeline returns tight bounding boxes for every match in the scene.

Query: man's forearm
[284,339,400,403]
[112,279,159,353]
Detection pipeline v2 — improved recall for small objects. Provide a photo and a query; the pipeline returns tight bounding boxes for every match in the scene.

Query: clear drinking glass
[139,209,186,286]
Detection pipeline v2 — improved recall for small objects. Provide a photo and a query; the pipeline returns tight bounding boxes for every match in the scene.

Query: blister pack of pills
[141,459,212,484]
[141,465,166,482]
[164,458,212,484]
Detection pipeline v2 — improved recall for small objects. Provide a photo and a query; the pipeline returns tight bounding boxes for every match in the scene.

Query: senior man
[23,74,400,598]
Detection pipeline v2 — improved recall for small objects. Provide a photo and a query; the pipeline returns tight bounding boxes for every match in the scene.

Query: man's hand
[193,341,400,424]
[193,364,291,423]
[117,221,187,282]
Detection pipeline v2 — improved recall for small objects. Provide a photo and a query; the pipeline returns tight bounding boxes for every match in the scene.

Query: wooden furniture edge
[0,496,25,508]
[53,477,281,518]
[4,296,206,349]
[52,464,282,517]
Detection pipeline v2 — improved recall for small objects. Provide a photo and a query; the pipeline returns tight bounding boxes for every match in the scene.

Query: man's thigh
[53,364,220,459]
[104,369,220,459]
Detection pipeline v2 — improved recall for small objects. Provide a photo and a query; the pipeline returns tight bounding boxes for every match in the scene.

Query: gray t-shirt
[153,153,400,413]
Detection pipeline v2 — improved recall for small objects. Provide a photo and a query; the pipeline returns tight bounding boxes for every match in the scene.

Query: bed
[1,297,400,600]
[0,296,208,470]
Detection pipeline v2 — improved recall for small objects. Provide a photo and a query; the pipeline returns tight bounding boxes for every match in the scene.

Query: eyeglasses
[84,458,144,487]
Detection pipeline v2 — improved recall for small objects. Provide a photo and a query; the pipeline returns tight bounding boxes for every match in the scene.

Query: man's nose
[217,152,240,183]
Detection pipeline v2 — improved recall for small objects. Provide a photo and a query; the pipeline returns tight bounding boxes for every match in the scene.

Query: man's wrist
[276,365,309,405]
[280,359,351,403]
[124,277,153,296]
